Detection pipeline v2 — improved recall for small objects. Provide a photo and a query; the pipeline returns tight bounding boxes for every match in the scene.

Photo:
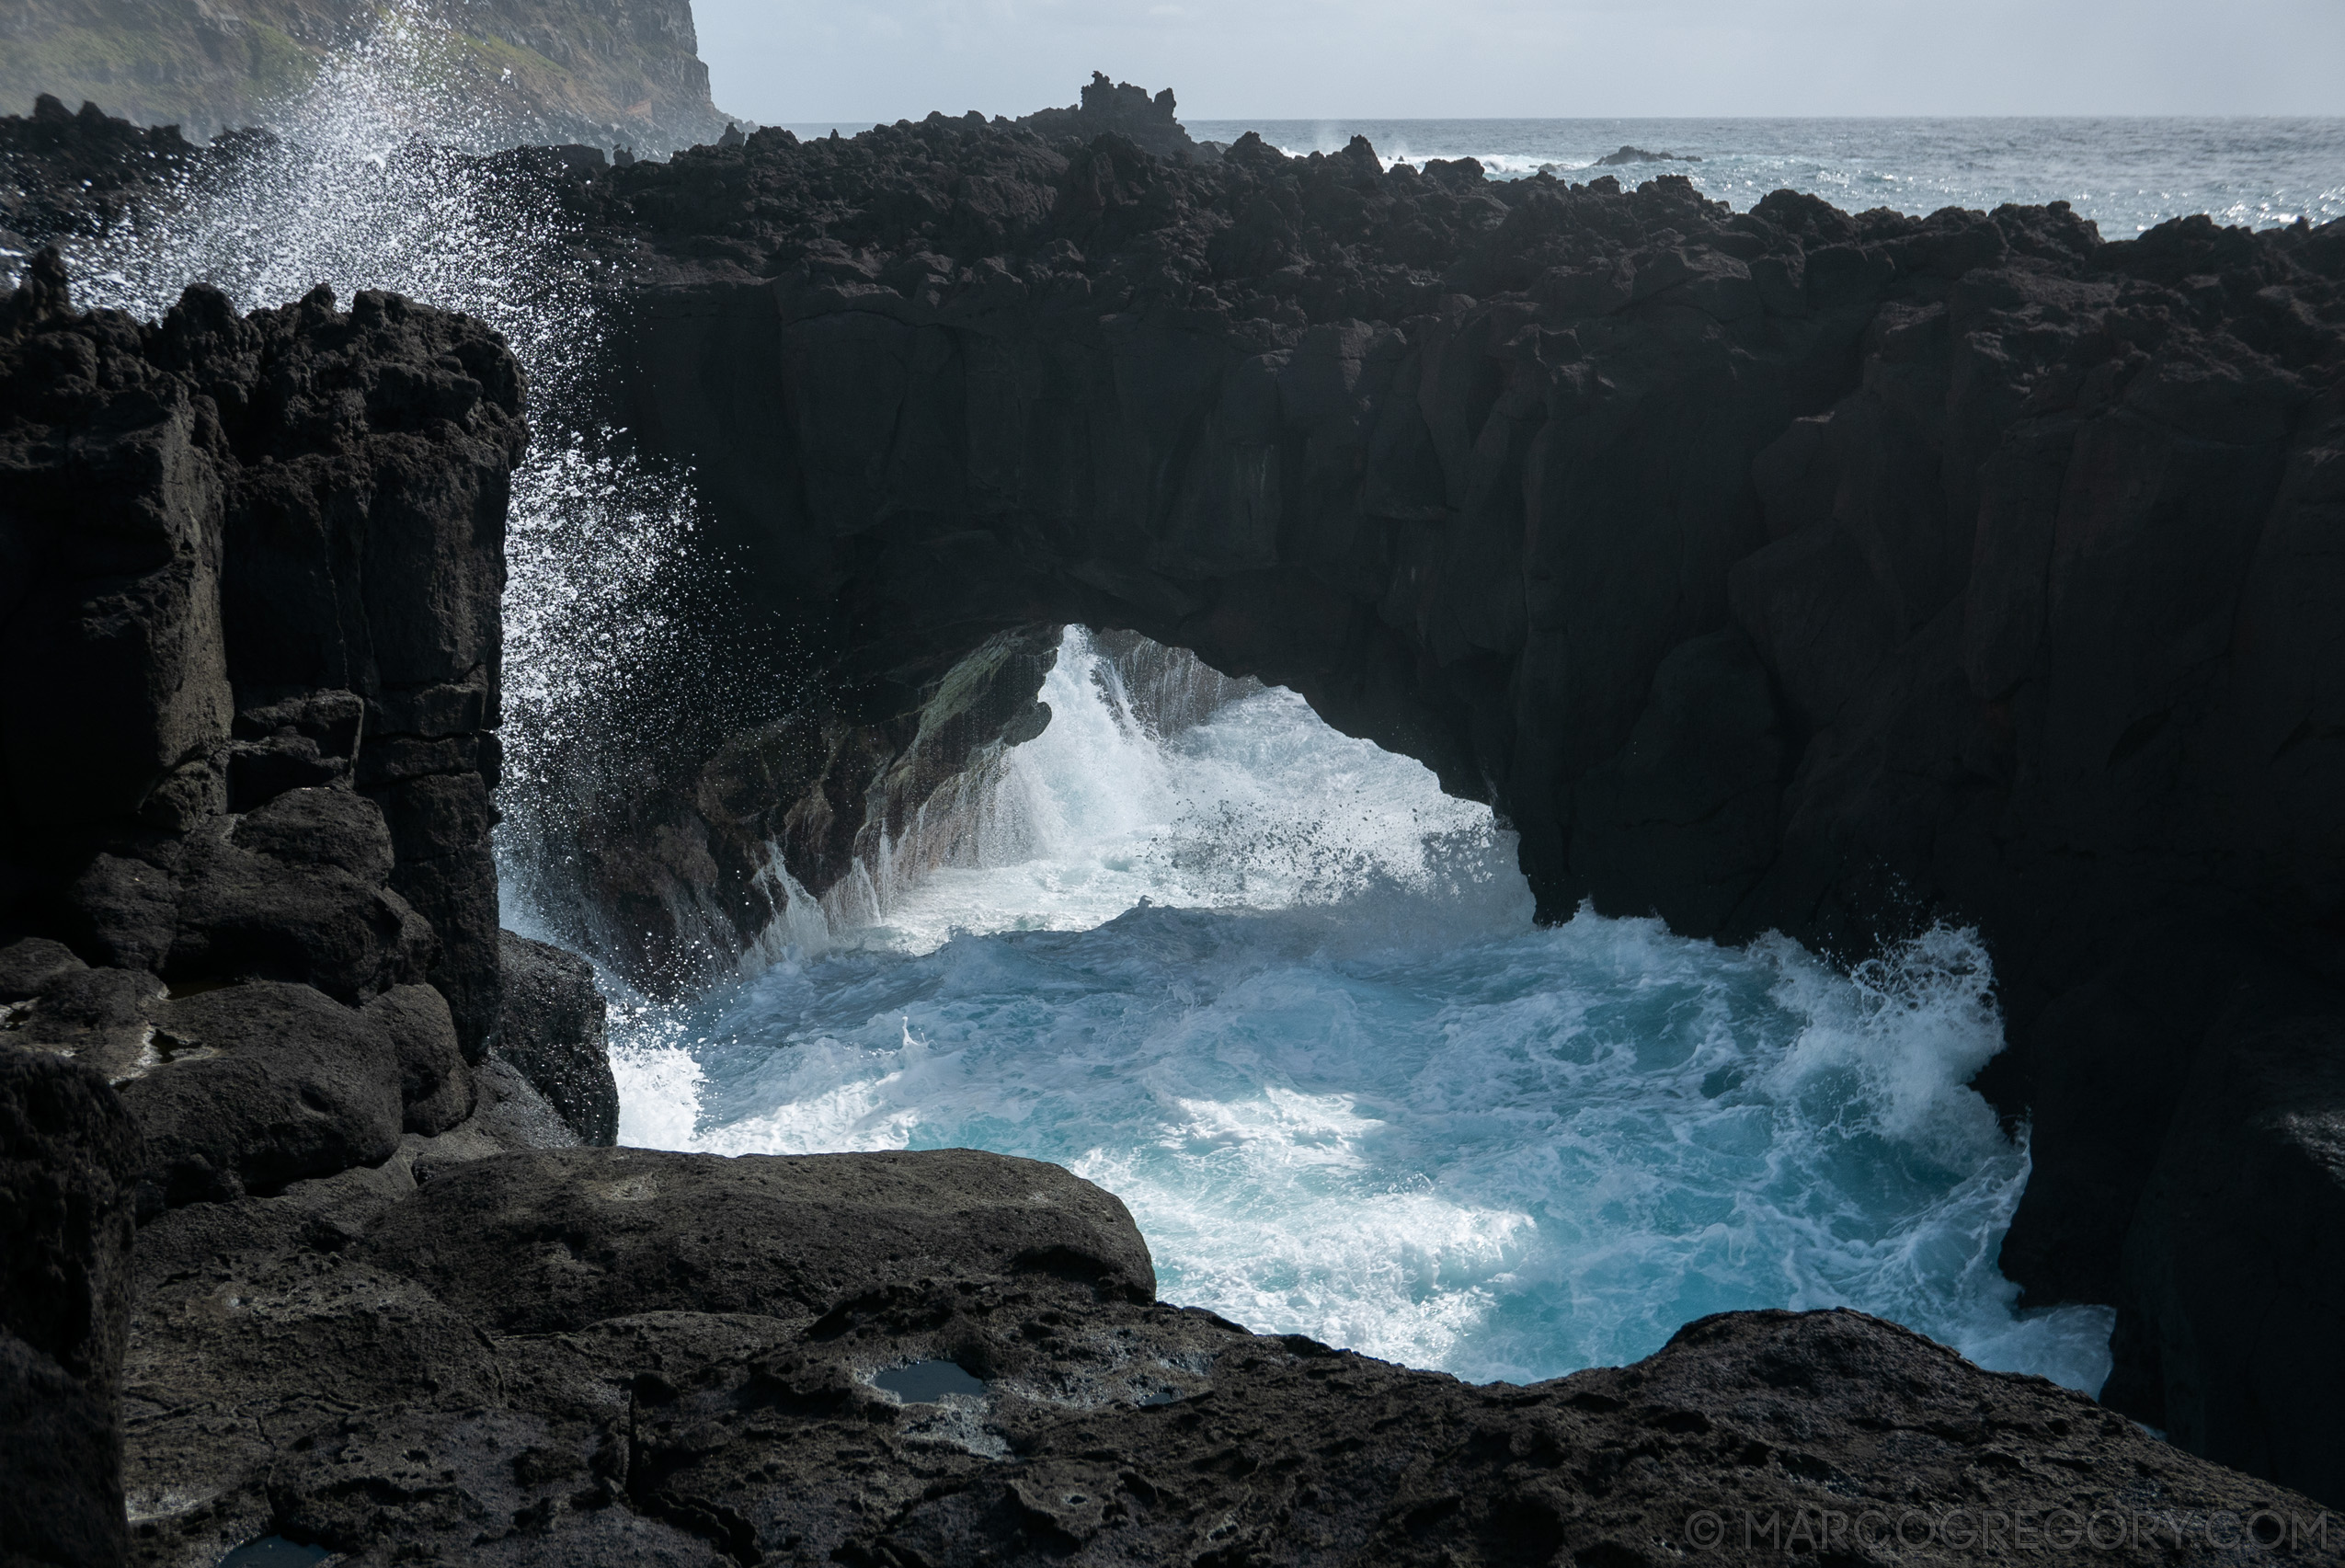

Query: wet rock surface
[0,1048,144,1568]
[2110,976,2345,1508]
[495,930,619,1145]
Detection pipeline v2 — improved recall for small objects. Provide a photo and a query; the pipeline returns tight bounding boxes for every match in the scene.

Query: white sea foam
[616,628,2116,1394]
[764,630,1524,957]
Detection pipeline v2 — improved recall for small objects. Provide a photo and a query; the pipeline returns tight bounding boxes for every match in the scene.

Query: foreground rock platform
[119,1144,2330,1568]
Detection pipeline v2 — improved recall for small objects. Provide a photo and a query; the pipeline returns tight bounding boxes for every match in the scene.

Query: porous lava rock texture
[119,1146,2331,1568]
[486,97,2344,1500]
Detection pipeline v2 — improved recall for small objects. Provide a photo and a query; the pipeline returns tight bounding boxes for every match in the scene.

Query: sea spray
[53,2,703,938]
[742,630,1523,960]
[612,629,2116,1395]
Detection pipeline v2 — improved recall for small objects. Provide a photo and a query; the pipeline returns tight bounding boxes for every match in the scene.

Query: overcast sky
[692,0,2345,125]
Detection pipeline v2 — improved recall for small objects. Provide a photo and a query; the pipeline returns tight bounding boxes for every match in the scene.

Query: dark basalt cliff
[0,250,520,1059]
[488,106,2345,1502]
[0,255,628,1563]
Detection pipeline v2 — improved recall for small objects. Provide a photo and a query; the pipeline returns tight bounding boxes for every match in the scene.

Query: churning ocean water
[603,633,2119,1394]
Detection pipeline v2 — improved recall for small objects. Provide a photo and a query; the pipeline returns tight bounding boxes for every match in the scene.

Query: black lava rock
[120,1145,2328,1567]
[0,1047,143,1568]
[495,930,620,1146]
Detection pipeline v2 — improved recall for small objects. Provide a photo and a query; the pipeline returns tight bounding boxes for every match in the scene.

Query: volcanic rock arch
[533,111,2345,1503]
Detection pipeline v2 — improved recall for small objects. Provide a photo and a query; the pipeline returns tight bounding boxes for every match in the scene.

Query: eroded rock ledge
[115,1146,2336,1567]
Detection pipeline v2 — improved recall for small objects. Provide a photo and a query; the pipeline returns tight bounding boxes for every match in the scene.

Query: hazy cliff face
[0,0,730,151]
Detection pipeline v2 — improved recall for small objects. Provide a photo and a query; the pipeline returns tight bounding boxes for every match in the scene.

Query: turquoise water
[610,633,2116,1392]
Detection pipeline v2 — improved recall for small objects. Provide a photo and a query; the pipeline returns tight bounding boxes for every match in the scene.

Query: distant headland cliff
[0,0,736,150]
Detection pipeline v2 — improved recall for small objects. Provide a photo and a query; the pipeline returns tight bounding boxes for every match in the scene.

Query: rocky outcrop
[1015,72,1219,163]
[495,929,619,1144]
[1595,144,1701,166]
[0,96,204,261]
[0,1048,143,1568]
[0,251,522,1058]
[120,1144,2329,1568]
[0,251,616,1561]
[431,96,2345,1499]
[0,0,734,152]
